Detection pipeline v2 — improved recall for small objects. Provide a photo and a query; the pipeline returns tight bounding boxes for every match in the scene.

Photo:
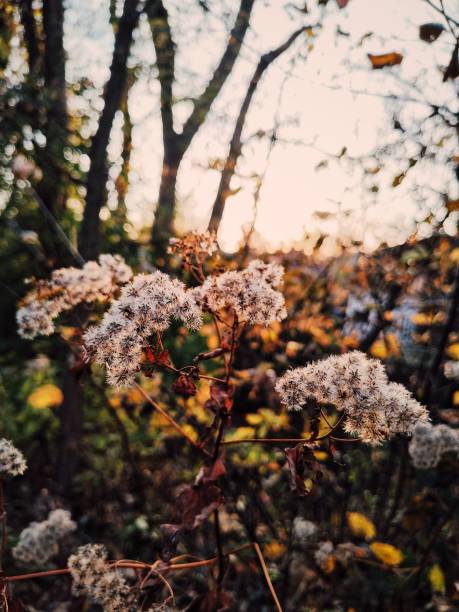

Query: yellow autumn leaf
[386,333,400,356]
[323,554,336,574]
[225,427,256,441]
[370,340,388,360]
[27,384,63,409]
[264,541,286,560]
[246,413,263,425]
[347,512,376,540]
[314,451,328,461]
[447,343,459,360]
[428,564,446,594]
[453,391,459,406]
[370,542,403,566]
[411,313,432,326]
[450,248,459,263]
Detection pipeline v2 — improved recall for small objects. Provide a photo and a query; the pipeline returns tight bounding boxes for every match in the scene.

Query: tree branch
[79,0,143,260]
[208,26,306,232]
[180,0,255,151]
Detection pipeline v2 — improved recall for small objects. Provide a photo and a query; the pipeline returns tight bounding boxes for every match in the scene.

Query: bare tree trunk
[208,26,306,233]
[79,0,142,261]
[149,0,255,253]
[38,0,67,216]
[56,353,85,498]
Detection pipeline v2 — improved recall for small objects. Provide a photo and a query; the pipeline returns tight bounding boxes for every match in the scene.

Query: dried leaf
[419,22,444,43]
[205,383,233,414]
[368,52,403,69]
[172,373,197,397]
[284,444,322,496]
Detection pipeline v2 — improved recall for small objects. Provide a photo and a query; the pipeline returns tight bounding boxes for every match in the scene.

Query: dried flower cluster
[409,421,459,468]
[314,540,334,569]
[68,544,130,611]
[444,360,459,380]
[193,259,287,326]
[17,255,133,339]
[0,438,27,476]
[168,230,218,264]
[276,352,428,444]
[13,509,76,565]
[84,271,202,387]
[292,517,317,543]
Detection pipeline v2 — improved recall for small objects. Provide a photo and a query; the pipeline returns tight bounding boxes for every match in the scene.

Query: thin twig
[134,382,210,456]
[253,542,283,612]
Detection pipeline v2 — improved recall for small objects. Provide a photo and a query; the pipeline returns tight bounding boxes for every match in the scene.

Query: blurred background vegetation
[0,0,459,609]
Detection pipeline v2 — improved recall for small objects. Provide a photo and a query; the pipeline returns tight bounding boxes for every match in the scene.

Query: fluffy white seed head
[275,352,429,444]
[0,438,27,476]
[84,271,203,387]
[193,259,286,326]
[13,509,76,566]
[409,421,459,468]
[68,544,130,611]
[17,255,133,339]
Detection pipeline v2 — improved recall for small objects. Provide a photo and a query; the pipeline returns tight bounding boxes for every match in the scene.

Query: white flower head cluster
[84,271,202,387]
[292,517,317,543]
[444,360,459,380]
[314,540,334,570]
[193,259,287,326]
[17,255,133,339]
[409,421,459,468]
[276,351,429,444]
[13,509,76,566]
[168,230,218,263]
[68,544,130,611]
[0,438,27,476]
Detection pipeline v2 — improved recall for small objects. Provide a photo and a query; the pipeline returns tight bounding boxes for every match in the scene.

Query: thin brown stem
[134,382,210,456]
[253,542,283,612]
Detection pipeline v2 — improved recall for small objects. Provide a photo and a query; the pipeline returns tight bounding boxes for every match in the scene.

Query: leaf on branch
[368,52,403,69]
[205,383,234,414]
[419,22,444,43]
[172,373,197,397]
[284,444,323,496]
[144,347,172,367]
[160,456,226,559]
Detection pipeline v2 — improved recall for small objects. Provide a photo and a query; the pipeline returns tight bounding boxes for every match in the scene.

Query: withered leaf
[419,22,444,43]
[160,457,226,558]
[368,52,403,69]
[172,373,197,397]
[205,383,234,414]
[284,444,323,496]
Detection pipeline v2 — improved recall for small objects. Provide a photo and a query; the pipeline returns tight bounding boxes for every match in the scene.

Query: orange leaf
[368,52,403,69]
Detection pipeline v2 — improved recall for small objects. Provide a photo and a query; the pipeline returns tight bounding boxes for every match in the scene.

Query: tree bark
[149,0,255,253]
[79,0,142,261]
[208,26,306,233]
[56,353,85,499]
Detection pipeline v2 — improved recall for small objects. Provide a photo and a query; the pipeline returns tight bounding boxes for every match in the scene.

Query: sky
[64,0,458,253]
